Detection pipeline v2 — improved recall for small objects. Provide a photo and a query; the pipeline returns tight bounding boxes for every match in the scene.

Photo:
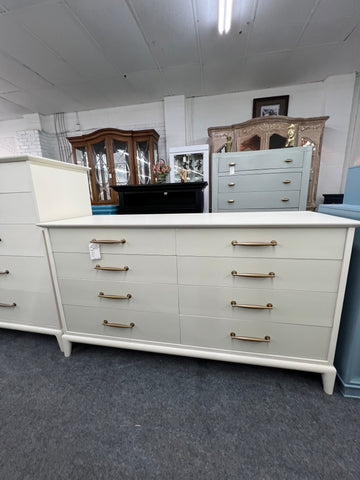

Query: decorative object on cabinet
[212,146,312,212]
[208,115,329,210]
[111,182,208,214]
[152,159,171,184]
[169,145,209,212]
[319,165,360,398]
[40,211,359,394]
[0,155,91,350]
[67,128,159,209]
[252,95,289,118]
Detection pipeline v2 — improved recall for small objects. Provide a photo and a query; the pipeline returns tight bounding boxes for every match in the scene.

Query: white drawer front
[64,305,180,344]
[217,150,304,172]
[53,252,177,284]
[0,192,37,223]
[176,228,346,259]
[0,225,45,256]
[218,172,302,193]
[217,190,300,210]
[0,289,59,328]
[0,256,54,293]
[49,227,176,255]
[179,285,337,327]
[180,315,331,361]
[58,278,179,314]
[0,162,32,193]
[177,257,342,292]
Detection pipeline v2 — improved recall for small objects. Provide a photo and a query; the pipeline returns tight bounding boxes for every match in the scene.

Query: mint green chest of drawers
[212,147,312,212]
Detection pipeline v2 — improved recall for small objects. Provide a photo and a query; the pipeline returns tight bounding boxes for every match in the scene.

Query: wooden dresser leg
[63,339,72,357]
[321,369,337,395]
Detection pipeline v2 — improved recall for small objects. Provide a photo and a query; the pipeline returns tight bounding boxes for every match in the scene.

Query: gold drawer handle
[285,158,293,163]
[229,162,236,166]
[91,238,126,244]
[228,199,235,204]
[98,292,132,299]
[228,182,235,186]
[103,320,135,328]
[230,332,271,343]
[95,265,129,271]
[231,271,275,278]
[283,180,291,184]
[282,198,289,202]
[232,240,277,246]
[0,270,9,275]
[0,302,16,307]
[231,301,273,309]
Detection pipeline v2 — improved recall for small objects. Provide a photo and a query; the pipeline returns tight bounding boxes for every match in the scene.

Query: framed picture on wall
[169,144,209,212]
[252,95,289,118]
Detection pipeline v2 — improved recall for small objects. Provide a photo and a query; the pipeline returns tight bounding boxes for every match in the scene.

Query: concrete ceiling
[0,0,359,121]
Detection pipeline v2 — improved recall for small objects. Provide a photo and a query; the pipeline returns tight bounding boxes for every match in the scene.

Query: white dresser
[41,211,358,394]
[0,155,91,348]
[212,147,312,212]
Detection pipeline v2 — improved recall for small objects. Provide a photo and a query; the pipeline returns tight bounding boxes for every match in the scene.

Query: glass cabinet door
[173,153,204,183]
[74,146,93,202]
[113,139,131,185]
[91,140,112,202]
[135,140,151,184]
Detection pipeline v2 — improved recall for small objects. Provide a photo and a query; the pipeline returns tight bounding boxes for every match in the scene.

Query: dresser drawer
[180,315,331,360]
[53,252,178,284]
[217,190,300,210]
[0,162,33,193]
[0,192,37,224]
[218,172,302,193]
[0,225,45,256]
[217,150,304,173]
[58,278,178,314]
[64,305,179,344]
[179,285,337,327]
[176,228,346,259]
[0,289,59,328]
[49,227,176,255]
[177,257,342,292]
[0,256,55,293]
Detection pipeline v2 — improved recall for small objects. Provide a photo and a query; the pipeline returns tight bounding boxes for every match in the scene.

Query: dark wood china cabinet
[67,128,159,206]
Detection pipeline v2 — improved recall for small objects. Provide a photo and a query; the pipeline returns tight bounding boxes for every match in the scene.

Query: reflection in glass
[269,134,287,149]
[75,147,93,202]
[113,140,130,185]
[173,153,204,183]
[301,137,316,152]
[92,140,111,201]
[136,141,151,184]
[240,135,261,151]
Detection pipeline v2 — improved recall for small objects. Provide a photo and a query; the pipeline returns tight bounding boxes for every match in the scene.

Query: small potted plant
[152,160,171,184]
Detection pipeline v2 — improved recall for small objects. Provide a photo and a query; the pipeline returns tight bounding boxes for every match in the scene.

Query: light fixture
[218,0,233,35]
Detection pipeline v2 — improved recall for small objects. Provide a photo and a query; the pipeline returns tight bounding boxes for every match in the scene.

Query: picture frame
[252,95,289,118]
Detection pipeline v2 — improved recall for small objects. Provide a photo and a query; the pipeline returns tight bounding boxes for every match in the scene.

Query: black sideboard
[111,182,208,214]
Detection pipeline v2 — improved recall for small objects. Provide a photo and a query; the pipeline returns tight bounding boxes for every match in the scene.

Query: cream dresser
[0,155,91,349]
[41,212,358,394]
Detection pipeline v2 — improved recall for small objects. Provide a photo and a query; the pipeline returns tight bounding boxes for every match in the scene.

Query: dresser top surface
[0,155,89,172]
[39,211,360,228]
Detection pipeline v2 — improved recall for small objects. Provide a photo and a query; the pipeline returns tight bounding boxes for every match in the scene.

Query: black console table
[111,182,208,214]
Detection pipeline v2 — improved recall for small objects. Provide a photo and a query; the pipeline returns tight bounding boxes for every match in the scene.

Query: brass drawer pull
[0,302,16,307]
[283,180,291,184]
[0,270,9,275]
[91,238,126,244]
[103,320,135,328]
[230,332,271,342]
[228,182,235,187]
[231,271,275,278]
[231,240,277,246]
[98,292,132,299]
[95,265,129,271]
[228,199,235,204]
[229,162,236,166]
[231,301,273,309]
[285,158,293,163]
[282,198,289,202]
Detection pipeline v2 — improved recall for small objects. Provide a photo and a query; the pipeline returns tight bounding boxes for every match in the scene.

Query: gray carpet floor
[1,329,360,480]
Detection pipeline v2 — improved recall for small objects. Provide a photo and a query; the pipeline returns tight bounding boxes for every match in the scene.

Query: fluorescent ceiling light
[218,0,233,34]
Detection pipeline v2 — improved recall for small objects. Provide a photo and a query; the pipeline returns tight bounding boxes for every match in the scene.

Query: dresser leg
[63,339,72,357]
[55,333,64,352]
[321,369,337,395]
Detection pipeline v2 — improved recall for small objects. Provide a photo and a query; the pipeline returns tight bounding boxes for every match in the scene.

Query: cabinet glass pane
[75,147,93,202]
[92,140,111,201]
[174,153,204,182]
[113,140,130,185]
[136,141,151,184]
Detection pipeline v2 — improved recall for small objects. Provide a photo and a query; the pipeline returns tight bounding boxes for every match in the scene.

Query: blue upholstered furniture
[319,165,360,398]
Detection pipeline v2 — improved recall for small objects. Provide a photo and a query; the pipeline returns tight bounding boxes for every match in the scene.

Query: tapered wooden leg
[321,369,337,395]
[63,339,72,357]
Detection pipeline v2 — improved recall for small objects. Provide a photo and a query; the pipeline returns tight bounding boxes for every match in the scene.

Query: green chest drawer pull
[229,162,236,166]
[228,199,235,204]
[282,198,289,202]
[95,265,129,271]
[230,332,271,343]
[0,302,16,307]
[231,240,277,247]
[283,180,291,184]
[231,301,273,309]
[0,269,9,275]
[231,271,275,278]
[103,320,135,328]
[98,292,132,299]
[91,238,126,244]
[285,158,293,163]
[228,182,235,186]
